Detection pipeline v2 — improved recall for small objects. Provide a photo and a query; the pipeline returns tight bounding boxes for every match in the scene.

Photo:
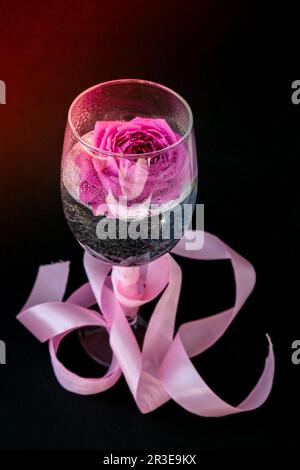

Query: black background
[0,0,299,451]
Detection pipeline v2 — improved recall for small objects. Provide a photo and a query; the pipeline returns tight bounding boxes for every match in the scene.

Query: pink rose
[76,117,189,215]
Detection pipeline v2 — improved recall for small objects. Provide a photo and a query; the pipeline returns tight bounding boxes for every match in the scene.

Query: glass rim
[68,78,194,159]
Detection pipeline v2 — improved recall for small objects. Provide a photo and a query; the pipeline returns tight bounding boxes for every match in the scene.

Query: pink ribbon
[17,231,275,416]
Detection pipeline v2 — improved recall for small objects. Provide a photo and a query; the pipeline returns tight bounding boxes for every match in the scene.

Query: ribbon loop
[16,231,275,416]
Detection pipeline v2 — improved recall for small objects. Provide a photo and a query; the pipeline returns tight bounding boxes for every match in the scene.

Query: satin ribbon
[17,231,275,416]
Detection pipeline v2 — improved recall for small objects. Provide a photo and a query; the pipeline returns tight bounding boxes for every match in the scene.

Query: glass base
[79,316,148,367]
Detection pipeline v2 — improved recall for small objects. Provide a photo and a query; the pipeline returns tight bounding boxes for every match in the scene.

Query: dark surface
[0,0,299,450]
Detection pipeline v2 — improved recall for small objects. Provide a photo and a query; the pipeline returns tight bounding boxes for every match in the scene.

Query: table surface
[0,1,298,450]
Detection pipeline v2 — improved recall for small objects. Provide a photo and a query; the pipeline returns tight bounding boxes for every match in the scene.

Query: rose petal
[93,120,124,149]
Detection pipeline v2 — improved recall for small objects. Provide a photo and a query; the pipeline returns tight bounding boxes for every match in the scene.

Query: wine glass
[61,79,197,364]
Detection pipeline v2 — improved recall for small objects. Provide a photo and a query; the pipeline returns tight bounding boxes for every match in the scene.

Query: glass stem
[112,265,148,322]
